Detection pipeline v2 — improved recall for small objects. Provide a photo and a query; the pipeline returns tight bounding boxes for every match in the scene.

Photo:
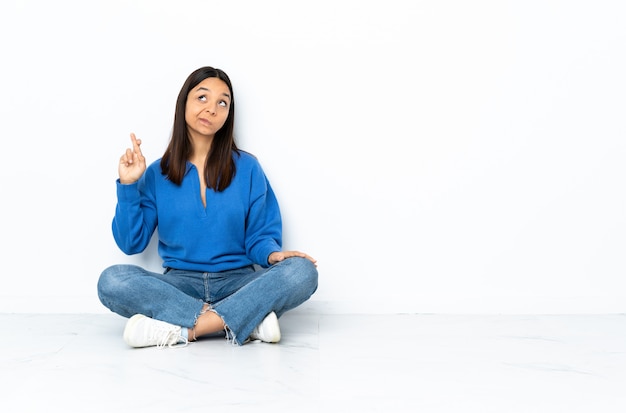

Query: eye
[198,95,207,102]
[219,100,228,107]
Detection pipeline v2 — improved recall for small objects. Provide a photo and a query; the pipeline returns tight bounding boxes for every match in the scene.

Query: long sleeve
[109,152,283,272]
[111,173,158,255]
[245,165,282,267]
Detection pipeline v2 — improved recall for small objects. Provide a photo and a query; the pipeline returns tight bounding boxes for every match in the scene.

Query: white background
[1,0,624,314]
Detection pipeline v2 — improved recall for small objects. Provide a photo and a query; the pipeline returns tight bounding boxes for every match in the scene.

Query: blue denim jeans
[97,257,318,345]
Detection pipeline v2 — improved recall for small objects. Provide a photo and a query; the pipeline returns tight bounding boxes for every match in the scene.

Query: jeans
[97,257,318,345]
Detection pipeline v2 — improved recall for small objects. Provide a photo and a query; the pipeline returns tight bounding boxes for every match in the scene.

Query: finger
[123,148,134,164]
[286,250,316,264]
[296,251,317,265]
[305,254,317,265]
[130,133,143,157]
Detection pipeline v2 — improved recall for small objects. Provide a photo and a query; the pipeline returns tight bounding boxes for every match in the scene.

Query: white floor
[3,311,626,412]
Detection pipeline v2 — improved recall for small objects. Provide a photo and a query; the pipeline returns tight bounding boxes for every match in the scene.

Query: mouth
[199,118,212,126]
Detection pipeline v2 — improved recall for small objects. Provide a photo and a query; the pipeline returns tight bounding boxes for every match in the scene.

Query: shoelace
[154,328,189,349]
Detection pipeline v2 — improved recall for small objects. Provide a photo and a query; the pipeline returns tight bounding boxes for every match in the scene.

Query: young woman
[97,66,318,348]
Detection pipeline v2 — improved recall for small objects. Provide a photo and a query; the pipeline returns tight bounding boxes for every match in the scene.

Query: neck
[189,134,213,165]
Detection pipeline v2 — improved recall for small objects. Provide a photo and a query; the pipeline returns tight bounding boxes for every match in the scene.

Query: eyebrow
[196,86,231,99]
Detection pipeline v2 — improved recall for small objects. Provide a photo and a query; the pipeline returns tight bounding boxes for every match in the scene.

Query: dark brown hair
[160,66,238,191]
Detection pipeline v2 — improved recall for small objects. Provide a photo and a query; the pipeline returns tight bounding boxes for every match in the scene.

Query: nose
[205,103,217,115]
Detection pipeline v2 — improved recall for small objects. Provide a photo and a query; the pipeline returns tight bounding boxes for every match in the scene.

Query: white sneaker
[123,314,188,348]
[249,311,281,343]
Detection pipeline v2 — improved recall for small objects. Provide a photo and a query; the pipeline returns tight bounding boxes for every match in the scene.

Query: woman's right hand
[119,133,147,184]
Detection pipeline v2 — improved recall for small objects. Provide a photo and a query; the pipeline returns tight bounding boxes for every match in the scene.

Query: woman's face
[185,77,231,140]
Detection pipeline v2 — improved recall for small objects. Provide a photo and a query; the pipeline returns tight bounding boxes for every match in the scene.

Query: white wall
[1,0,624,314]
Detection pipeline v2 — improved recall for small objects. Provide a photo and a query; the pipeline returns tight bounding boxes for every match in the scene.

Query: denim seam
[203,272,210,303]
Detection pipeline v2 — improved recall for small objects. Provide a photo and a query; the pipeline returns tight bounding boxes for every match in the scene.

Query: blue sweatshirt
[112,151,282,272]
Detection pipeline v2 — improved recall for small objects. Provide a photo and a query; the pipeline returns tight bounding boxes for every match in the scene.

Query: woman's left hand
[268,251,317,267]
